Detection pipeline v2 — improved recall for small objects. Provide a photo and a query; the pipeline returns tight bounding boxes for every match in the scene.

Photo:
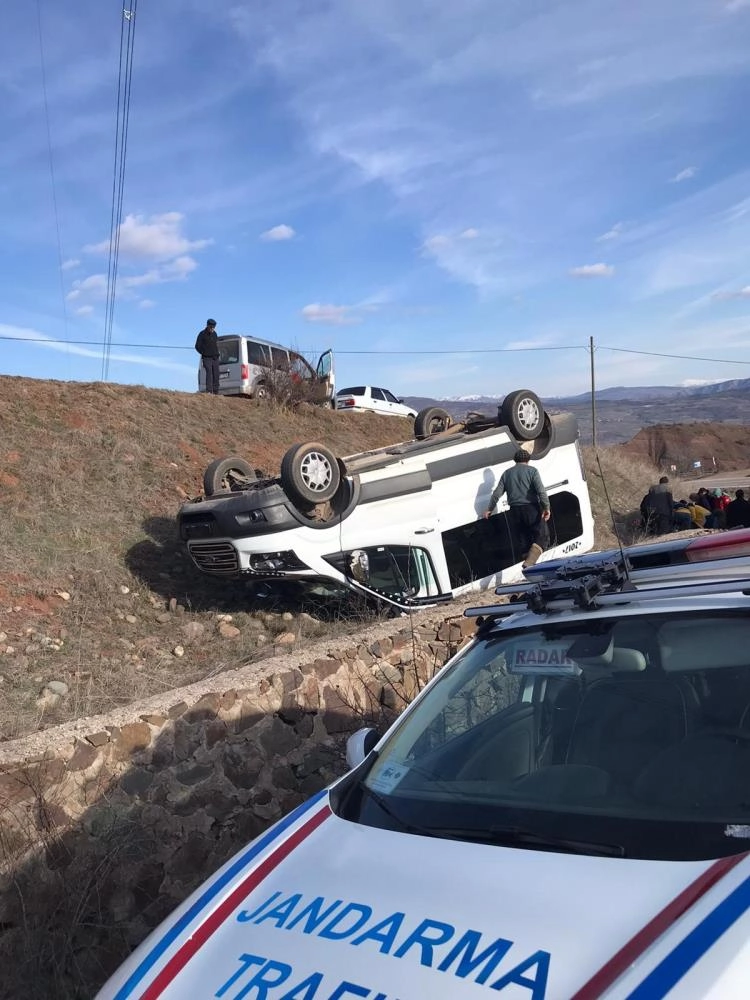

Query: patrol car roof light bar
[468,570,618,623]
[465,573,750,625]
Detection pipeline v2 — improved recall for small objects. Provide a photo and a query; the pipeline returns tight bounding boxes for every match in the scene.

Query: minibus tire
[203,457,259,496]
[281,442,341,505]
[500,389,544,440]
[414,406,454,439]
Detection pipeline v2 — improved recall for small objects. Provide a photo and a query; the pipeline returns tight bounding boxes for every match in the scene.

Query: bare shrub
[257,359,328,408]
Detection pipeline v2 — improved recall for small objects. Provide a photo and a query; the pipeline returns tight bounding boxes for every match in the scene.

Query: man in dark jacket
[726,489,750,529]
[640,476,674,535]
[483,449,551,567]
[195,318,220,395]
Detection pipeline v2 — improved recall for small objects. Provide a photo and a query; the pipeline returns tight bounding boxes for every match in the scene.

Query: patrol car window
[371,388,386,401]
[383,390,400,403]
[339,611,750,861]
[337,386,365,396]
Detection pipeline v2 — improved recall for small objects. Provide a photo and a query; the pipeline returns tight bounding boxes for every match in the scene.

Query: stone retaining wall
[0,609,477,999]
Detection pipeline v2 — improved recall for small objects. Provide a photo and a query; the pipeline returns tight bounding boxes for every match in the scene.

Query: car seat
[635,730,750,813]
[566,655,700,789]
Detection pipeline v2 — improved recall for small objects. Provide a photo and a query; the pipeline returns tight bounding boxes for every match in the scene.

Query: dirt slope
[619,422,750,474]
[3,375,741,740]
[0,377,413,739]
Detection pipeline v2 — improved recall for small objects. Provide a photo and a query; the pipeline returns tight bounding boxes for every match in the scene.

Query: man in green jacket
[483,449,551,567]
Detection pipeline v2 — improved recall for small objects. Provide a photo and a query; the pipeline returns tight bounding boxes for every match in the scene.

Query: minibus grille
[189,541,239,575]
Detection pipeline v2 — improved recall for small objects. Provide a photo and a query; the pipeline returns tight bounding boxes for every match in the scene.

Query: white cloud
[67,256,198,304]
[422,235,451,254]
[73,305,94,316]
[85,212,211,260]
[61,258,80,270]
[260,223,296,241]
[300,303,362,325]
[0,324,194,374]
[569,263,615,278]
[726,0,750,11]
[459,228,479,240]
[712,285,750,301]
[139,298,156,309]
[597,223,623,242]
[670,166,697,183]
[66,273,107,301]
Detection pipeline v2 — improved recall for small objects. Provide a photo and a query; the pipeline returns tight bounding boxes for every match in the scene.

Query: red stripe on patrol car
[140,803,331,999]
[571,852,746,1000]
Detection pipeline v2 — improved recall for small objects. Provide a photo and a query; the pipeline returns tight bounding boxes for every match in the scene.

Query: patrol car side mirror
[346,727,379,768]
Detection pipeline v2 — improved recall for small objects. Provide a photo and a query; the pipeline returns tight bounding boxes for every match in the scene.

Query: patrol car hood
[98,793,750,1000]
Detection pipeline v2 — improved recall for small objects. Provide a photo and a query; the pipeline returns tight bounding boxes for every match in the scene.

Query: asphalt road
[680,469,750,493]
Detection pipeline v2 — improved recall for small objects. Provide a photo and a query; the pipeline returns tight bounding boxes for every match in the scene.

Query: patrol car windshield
[339,611,750,861]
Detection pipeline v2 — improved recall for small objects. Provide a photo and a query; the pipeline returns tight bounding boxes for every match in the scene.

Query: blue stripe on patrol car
[113,789,328,1000]
[626,873,750,999]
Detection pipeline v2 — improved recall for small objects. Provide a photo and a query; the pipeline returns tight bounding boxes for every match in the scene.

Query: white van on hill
[178,389,595,609]
[198,334,335,405]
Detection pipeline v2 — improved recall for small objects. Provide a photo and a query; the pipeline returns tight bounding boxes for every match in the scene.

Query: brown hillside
[618,422,750,474]
[0,376,413,740]
[0,375,671,740]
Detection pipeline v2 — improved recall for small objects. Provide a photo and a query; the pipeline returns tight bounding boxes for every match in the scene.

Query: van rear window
[218,338,241,364]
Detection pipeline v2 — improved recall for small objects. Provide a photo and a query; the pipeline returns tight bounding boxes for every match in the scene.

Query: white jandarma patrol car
[98,529,750,999]
[178,389,594,609]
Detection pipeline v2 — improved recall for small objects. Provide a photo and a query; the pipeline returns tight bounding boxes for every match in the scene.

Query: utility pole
[589,336,597,451]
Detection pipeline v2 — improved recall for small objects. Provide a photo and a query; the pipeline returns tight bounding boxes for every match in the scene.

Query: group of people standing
[640,476,750,535]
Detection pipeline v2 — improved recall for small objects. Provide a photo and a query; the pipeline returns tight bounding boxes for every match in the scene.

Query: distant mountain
[553,378,750,405]
[403,378,750,446]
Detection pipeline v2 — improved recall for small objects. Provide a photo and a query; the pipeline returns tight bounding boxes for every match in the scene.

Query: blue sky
[3,0,750,399]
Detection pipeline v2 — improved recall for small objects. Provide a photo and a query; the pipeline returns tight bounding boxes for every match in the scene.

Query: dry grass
[0,374,673,740]
[582,445,663,549]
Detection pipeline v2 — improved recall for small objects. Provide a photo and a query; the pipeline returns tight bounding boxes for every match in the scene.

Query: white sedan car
[335,385,417,419]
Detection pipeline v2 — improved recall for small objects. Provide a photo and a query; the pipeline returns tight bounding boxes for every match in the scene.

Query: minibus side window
[443,515,521,588]
[548,491,583,546]
[246,341,268,366]
[271,346,289,370]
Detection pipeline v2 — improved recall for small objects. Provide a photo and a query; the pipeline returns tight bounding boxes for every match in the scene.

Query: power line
[35,0,69,342]
[602,346,750,365]
[3,334,750,366]
[102,2,139,381]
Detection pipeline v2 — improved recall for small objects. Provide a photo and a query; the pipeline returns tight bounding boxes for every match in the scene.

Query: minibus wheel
[500,389,544,440]
[414,406,454,439]
[203,457,259,495]
[281,442,341,505]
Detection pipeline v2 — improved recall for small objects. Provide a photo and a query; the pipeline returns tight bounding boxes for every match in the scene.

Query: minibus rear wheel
[414,406,454,439]
[281,442,342,505]
[203,457,259,496]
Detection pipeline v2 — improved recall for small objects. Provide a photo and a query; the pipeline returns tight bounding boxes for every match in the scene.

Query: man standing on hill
[195,318,220,395]
[483,449,551,567]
